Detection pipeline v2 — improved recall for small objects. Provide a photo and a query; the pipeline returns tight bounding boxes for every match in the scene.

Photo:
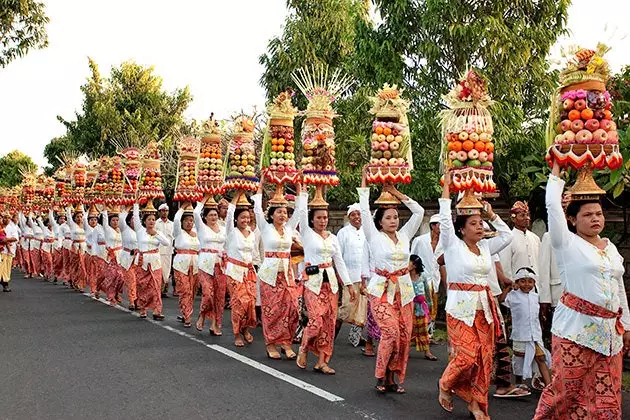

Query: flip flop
[493,386,531,398]
[296,351,307,369]
[361,348,376,357]
[280,348,297,360]
[424,354,438,361]
[438,381,453,413]
[386,383,406,394]
[313,364,336,375]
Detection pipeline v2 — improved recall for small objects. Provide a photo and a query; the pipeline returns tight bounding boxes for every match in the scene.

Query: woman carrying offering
[17,212,32,278]
[437,173,512,420]
[119,208,138,310]
[534,161,630,419]
[66,206,87,291]
[224,196,257,347]
[37,215,54,281]
[49,209,66,283]
[193,202,226,335]
[29,213,43,278]
[98,210,124,305]
[132,203,170,320]
[296,191,355,375]
[253,175,302,360]
[358,170,424,393]
[173,205,200,328]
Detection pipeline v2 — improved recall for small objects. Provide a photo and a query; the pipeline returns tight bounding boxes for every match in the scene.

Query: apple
[600,119,613,131]
[469,132,479,142]
[571,119,584,133]
[394,135,403,142]
[554,134,565,144]
[378,134,386,142]
[468,149,480,160]
[386,135,395,143]
[574,99,587,111]
[383,151,392,159]
[458,131,469,141]
[592,129,608,143]
[606,131,619,144]
[563,99,574,110]
[373,151,382,159]
[467,160,481,167]
[379,142,389,151]
[372,141,380,150]
[390,141,400,150]
[488,152,494,162]
[379,158,389,166]
[370,158,379,165]
[563,131,575,143]
[560,120,572,132]
[584,119,600,132]
[456,151,468,162]
[372,133,379,141]
[575,129,593,144]
[448,151,458,161]
[479,132,490,142]
[593,109,605,120]
[396,158,405,165]
[389,158,398,166]
[478,151,488,162]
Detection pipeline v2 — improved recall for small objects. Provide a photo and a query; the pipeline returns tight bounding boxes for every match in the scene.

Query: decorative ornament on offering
[292,65,353,208]
[261,89,298,205]
[440,70,496,214]
[545,44,622,199]
[366,83,412,206]
[174,136,202,202]
[138,141,165,204]
[223,114,259,207]
[198,113,226,207]
[19,167,37,210]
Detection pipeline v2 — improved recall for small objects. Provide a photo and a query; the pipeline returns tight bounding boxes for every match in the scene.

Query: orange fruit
[581,108,593,120]
[452,141,463,152]
[447,142,455,151]
[568,110,581,121]
[474,141,485,152]
[485,142,494,153]
[604,110,612,120]
[462,140,474,151]
[383,127,392,136]
[271,138,278,145]
[375,126,383,135]
[278,138,285,145]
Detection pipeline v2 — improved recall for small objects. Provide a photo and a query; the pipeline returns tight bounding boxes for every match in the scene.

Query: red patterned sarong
[53,249,63,279]
[92,257,108,295]
[135,265,163,313]
[69,249,87,289]
[14,245,23,269]
[534,335,622,419]
[370,292,413,383]
[260,272,299,346]
[300,283,338,363]
[227,268,257,335]
[199,265,226,327]
[123,266,137,304]
[41,250,53,279]
[175,266,198,320]
[61,247,71,281]
[29,249,41,276]
[440,311,495,417]
[100,260,124,303]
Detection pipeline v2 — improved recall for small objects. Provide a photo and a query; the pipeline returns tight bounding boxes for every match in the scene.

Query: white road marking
[82,292,344,402]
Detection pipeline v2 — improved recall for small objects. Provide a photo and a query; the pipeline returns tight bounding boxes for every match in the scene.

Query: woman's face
[182,215,194,232]
[272,207,288,225]
[236,210,250,230]
[205,209,218,225]
[570,202,604,237]
[461,214,484,242]
[109,216,119,230]
[311,210,328,232]
[88,216,98,228]
[74,213,83,224]
[145,214,156,230]
[380,208,399,234]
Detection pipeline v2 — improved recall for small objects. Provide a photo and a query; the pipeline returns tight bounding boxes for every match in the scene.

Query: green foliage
[42,136,74,175]
[0,149,37,187]
[0,0,49,67]
[54,58,192,158]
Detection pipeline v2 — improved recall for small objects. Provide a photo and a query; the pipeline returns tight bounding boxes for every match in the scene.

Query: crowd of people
[1,164,629,419]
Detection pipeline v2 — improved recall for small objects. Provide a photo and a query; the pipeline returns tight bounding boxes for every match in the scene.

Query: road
[0,271,626,419]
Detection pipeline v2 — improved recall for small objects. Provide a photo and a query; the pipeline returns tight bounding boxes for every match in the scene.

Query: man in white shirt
[217,199,228,228]
[1,212,19,292]
[410,214,443,332]
[155,203,174,297]
[499,201,540,280]
[335,203,367,345]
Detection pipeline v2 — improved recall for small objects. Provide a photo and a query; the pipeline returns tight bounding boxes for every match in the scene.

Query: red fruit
[574,99,587,111]
[570,119,584,133]
[562,99,574,110]
[584,119,600,132]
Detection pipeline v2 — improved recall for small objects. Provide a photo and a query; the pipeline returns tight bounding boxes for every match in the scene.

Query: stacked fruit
[42,177,55,203]
[94,157,109,195]
[71,164,86,203]
[174,137,202,202]
[53,167,66,204]
[445,126,494,169]
[224,116,259,191]
[300,121,339,186]
[198,116,224,194]
[121,148,141,205]
[370,122,408,168]
[102,157,123,206]
[139,142,164,202]
[261,90,298,184]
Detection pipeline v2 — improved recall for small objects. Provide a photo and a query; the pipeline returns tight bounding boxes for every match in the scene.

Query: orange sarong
[135,265,163,313]
[175,266,198,320]
[198,265,227,327]
[227,268,257,336]
[300,283,338,363]
[260,272,299,346]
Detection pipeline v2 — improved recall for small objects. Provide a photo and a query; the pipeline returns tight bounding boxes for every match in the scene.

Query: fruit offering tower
[173,136,202,204]
[138,141,165,205]
[198,114,225,207]
[71,161,87,205]
[366,83,412,205]
[292,65,353,208]
[102,157,123,211]
[261,89,298,205]
[119,147,141,205]
[223,115,259,206]
[84,160,99,205]
[545,44,622,198]
[441,70,496,214]
[53,167,67,206]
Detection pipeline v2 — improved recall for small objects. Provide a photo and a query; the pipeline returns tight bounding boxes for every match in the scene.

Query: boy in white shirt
[500,267,552,389]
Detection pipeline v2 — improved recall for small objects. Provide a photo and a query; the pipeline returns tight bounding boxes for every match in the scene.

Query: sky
[0,0,628,168]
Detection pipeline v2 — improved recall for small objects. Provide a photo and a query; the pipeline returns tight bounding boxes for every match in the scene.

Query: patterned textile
[61,248,71,281]
[29,249,41,276]
[493,303,512,388]
[53,249,63,279]
[561,291,625,335]
[440,311,495,417]
[40,250,53,279]
[411,310,430,352]
[91,257,106,295]
[365,300,382,340]
[69,250,87,289]
[175,266,198,320]
[227,269,257,335]
[534,335,622,420]
[198,265,227,327]
[300,283,338,363]
[14,245,23,268]
[260,272,299,346]
[135,265,163,313]
[370,293,413,383]
[123,267,137,304]
[510,200,529,215]
[99,260,124,303]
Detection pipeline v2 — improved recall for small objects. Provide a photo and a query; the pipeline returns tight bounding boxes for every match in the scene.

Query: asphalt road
[1,271,627,419]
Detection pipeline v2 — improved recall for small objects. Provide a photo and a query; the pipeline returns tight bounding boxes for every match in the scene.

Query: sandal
[266,347,281,360]
[424,354,438,361]
[139,313,147,319]
[493,386,531,398]
[234,337,245,347]
[296,351,307,369]
[153,314,165,321]
[438,381,454,413]
[195,318,204,332]
[375,378,387,394]
[280,347,297,360]
[176,315,185,323]
[361,348,376,357]
[210,328,223,336]
[242,331,254,344]
[313,364,336,375]
[386,383,406,394]
[184,322,192,328]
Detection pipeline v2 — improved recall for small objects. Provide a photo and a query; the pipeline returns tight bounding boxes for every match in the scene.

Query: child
[410,254,437,361]
[500,267,552,389]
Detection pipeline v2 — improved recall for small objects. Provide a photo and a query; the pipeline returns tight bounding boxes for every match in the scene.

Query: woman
[28,213,42,278]
[358,174,424,393]
[534,162,630,419]
[119,208,138,310]
[37,215,54,281]
[18,212,32,278]
[173,205,200,328]
[132,203,170,320]
[296,191,355,375]
[409,254,437,361]
[437,173,512,419]
[252,175,302,359]
[60,211,73,285]
[98,210,124,305]
[66,206,87,291]
[193,202,226,335]
[86,209,105,298]
[224,196,257,347]
[49,209,65,283]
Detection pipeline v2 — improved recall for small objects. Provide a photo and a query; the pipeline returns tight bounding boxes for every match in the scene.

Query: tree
[54,58,193,158]
[0,0,49,68]
[42,135,74,175]
[0,149,37,187]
